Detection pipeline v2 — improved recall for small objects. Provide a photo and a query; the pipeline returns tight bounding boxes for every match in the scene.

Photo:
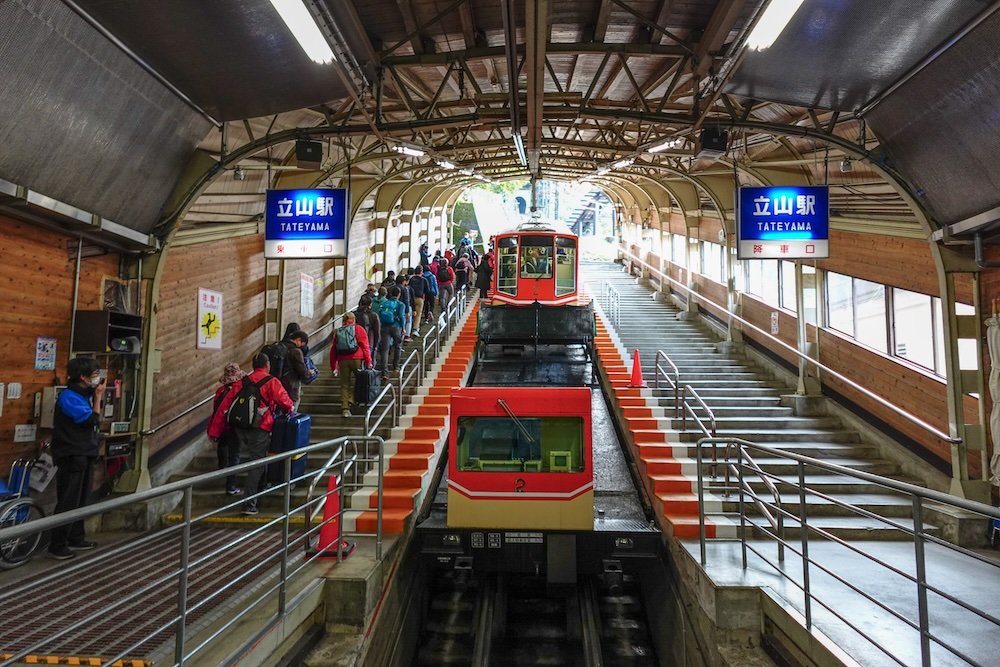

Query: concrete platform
[680,539,1000,667]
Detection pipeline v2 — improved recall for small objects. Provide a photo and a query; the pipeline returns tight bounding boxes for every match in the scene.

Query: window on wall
[780,261,797,313]
[825,275,978,377]
[854,278,887,353]
[744,260,780,307]
[671,234,687,266]
[701,242,724,282]
[893,289,935,370]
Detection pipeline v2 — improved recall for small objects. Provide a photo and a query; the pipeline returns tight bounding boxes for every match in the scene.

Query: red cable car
[447,386,594,531]
[479,222,594,349]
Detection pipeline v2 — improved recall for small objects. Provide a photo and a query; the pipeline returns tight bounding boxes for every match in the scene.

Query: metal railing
[601,280,621,329]
[0,436,383,667]
[653,350,681,418]
[694,436,1000,667]
[617,246,961,449]
[681,385,717,469]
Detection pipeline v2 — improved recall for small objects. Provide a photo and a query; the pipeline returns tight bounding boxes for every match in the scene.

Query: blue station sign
[737,185,829,259]
[264,188,348,259]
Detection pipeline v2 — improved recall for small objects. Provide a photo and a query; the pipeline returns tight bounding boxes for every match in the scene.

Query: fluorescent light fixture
[513,134,528,167]
[647,138,683,153]
[595,167,611,176]
[437,159,457,170]
[459,168,474,176]
[611,157,634,170]
[268,0,336,64]
[746,0,804,51]
[393,145,426,157]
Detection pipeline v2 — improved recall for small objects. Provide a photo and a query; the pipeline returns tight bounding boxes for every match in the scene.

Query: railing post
[912,496,932,667]
[174,486,193,665]
[377,443,385,561]
[279,456,291,616]
[738,444,747,569]
[797,461,811,629]
[696,440,706,566]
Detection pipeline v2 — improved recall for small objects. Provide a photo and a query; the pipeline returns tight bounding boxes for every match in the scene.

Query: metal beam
[381,41,687,66]
[693,0,745,75]
[593,0,613,42]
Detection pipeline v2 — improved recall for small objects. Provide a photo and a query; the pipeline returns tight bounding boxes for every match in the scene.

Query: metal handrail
[601,281,621,329]
[653,350,681,418]
[364,382,397,438]
[144,313,347,436]
[397,349,420,420]
[618,246,961,446]
[694,435,1000,667]
[0,436,384,667]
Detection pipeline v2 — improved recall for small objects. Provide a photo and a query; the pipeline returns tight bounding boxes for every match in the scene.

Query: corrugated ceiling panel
[866,10,1000,226]
[0,0,210,234]
[726,0,984,111]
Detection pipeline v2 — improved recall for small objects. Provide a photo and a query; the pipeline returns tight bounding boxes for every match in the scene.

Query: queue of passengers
[204,236,493,512]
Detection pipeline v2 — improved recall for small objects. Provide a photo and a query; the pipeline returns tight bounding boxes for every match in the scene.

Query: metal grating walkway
[0,527,282,662]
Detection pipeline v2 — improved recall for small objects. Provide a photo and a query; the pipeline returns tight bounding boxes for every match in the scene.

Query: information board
[265,188,348,259]
[737,185,829,259]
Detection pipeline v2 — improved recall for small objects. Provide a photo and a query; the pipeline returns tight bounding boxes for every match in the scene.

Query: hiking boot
[49,546,76,560]
[226,487,242,496]
[242,504,259,516]
[68,540,97,551]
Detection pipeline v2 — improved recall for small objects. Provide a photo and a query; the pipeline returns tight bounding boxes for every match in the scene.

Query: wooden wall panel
[0,215,119,476]
[147,233,345,456]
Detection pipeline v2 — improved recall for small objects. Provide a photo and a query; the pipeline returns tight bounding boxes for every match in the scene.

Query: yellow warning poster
[197,288,223,350]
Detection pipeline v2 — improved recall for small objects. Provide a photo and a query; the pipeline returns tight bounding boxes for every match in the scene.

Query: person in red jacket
[329,311,373,417]
[208,362,246,496]
[209,353,293,515]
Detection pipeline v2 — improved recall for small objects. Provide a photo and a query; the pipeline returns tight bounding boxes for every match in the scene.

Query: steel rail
[618,246,961,446]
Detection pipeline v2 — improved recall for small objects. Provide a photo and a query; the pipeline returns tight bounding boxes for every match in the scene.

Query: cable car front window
[520,235,553,279]
[456,415,585,473]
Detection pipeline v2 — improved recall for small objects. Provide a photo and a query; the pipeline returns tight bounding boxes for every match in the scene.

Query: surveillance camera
[839,159,853,173]
[234,167,246,181]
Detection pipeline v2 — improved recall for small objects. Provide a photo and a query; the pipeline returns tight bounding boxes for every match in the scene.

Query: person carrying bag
[330,312,373,418]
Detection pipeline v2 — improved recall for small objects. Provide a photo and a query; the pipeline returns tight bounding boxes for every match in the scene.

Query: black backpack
[261,341,288,379]
[226,376,271,428]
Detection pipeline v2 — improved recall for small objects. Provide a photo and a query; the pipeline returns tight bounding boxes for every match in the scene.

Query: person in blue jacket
[49,356,105,560]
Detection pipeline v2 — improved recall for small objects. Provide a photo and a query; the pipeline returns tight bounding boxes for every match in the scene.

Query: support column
[935,247,989,502]
[795,262,820,395]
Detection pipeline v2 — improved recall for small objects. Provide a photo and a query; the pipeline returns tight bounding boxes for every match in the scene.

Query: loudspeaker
[697,128,728,160]
[296,139,323,169]
[110,336,141,354]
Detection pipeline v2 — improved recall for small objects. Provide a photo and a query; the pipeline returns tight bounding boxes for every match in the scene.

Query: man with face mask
[49,356,106,560]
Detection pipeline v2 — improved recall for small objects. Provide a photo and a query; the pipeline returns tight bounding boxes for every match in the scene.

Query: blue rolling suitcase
[268,413,310,483]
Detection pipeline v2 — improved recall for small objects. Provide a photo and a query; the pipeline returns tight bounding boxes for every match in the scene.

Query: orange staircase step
[410,414,447,428]
[650,475,695,493]
[355,508,411,534]
[663,514,716,539]
[404,427,443,440]
[383,469,425,488]
[390,453,435,470]
[656,493,701,514]
[367,488,419,509]
[397,439,437,454]
[631,429,668,444]
[640,458,684,475]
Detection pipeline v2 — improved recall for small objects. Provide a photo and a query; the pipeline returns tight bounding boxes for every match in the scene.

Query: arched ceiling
[3,0,1000,246]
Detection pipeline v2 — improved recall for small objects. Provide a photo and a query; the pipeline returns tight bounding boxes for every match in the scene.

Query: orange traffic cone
[309,474,356,560]
[629,349,646,388]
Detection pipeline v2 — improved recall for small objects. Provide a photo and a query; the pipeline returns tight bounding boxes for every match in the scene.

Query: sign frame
[264,188,349,259]
[736,185,829,260]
